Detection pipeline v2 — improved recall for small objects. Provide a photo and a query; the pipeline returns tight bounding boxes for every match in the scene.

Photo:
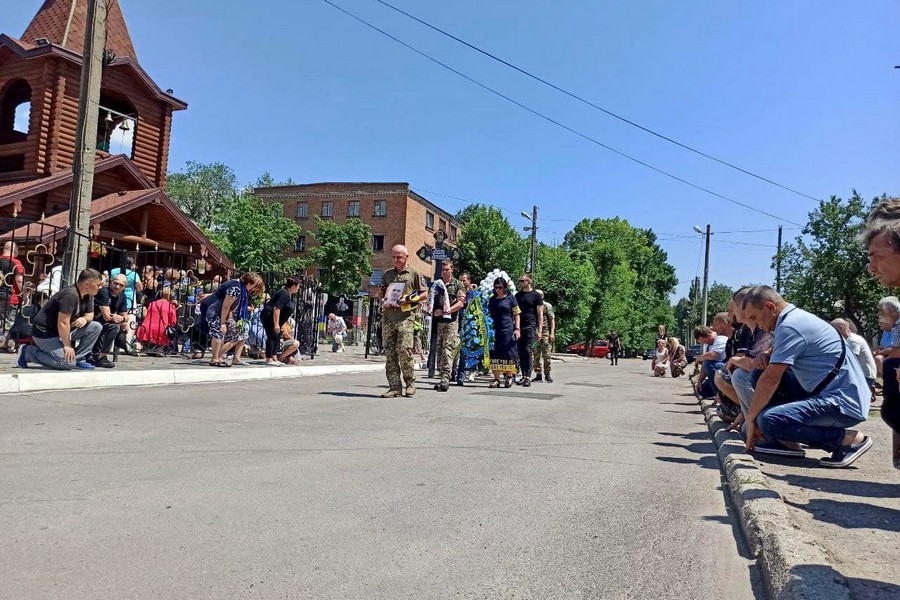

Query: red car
[566,340,610,358]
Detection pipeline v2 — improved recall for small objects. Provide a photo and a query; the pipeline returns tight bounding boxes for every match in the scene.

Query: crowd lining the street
[662,197,900,471]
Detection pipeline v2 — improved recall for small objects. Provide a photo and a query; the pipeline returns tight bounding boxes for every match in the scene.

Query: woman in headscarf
[203,272,264,367]
[487,277,520,387]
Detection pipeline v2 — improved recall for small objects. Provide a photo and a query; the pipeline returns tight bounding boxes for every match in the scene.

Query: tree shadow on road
[784,498,900,533]
[769,472,900,499]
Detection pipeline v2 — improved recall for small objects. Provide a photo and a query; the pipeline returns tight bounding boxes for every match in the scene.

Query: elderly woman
[668,337,687,377]
[203,272,264,367]
[487,277,520,388]
[651,338,669,377]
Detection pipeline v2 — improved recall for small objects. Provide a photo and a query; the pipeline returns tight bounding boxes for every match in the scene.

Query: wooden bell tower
[0,0,187,186]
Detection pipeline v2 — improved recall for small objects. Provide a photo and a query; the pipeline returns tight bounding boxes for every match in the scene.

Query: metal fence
[1,217,325,362]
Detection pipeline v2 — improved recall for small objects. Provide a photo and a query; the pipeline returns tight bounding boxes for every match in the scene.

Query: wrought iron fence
[0,217,333,365]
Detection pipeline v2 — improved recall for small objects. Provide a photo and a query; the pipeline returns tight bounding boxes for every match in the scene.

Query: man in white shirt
[327,313,348,353]
[693,315,730,399]
[832,318,877,398]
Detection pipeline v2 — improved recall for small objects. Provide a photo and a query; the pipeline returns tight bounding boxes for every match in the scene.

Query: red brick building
[254,182,460,288]
[0,1,231,272]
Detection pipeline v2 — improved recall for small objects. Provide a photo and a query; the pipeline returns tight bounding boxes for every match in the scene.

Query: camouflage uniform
[381,267,424,394]
[435,277,464,385]
[533,302,555,375]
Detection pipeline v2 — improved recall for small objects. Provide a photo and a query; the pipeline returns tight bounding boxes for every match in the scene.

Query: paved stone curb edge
[0,363,384,395]
[697,398,852,600]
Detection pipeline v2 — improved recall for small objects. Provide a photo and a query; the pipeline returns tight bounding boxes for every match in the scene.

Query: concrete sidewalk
[0,343,385,394]
[696,388,900,599]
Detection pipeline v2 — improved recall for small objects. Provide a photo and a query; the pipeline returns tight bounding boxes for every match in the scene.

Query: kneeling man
[741,285,872,467]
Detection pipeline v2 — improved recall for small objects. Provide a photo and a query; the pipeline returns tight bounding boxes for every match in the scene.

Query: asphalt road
[1,360,763,599]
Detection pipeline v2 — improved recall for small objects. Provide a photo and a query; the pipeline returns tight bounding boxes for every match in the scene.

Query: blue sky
[5,1,898,298]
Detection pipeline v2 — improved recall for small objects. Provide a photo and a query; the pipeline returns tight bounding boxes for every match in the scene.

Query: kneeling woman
[652,338,670,377]
[260,277,301,366]
[205,272,264,367]
[488,277,520,387]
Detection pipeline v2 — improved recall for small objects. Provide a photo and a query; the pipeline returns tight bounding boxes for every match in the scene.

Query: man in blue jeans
[18,268,104,371]
[741,285,872,468]
[693,317,730,399]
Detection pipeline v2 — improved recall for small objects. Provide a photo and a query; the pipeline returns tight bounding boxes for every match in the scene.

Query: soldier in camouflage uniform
[432,261,466,392]
[532,289,556,383]
[380,245,426,397]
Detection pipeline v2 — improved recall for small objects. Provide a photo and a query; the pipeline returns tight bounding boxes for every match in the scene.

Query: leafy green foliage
[455,204,528,281]
[779,192,887,338]
[306,216,373,296]
[207,193,303,273]
[166,161,238,230]
[563,218,677,351]
[532,244,597,346]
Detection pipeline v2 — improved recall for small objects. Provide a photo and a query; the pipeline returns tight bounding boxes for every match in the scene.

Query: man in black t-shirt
[18,268,104,371]
[89,273,129,368]
[514,274,543,386]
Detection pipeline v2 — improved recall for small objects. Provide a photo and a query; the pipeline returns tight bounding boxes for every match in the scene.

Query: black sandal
[504,377,512,388]
[489,380,501,388]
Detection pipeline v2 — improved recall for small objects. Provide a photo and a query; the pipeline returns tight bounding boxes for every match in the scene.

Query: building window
[348,201,360,217]
[439,218,447,233]
[372,235,385,252]
[321,201,333,218]
[374,199,387,217]
[450,225,458,241]
[370,269,383,286]
[294,235,306,252]
[296,203,308,219]
[425,212,434,230]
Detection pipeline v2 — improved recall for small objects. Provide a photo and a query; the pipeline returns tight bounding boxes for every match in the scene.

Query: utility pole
[62,0,107,286]
[693,224,711,325]
[776,225,783,293]
[529,205,538,274]
[521,206,538,273]
[701,224,710,326]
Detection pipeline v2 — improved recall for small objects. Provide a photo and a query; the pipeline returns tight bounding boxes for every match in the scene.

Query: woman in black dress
[488,277,521,388]
[260,277,301,366]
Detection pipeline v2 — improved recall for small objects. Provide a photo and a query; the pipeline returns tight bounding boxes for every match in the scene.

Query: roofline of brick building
[255,182,458,225]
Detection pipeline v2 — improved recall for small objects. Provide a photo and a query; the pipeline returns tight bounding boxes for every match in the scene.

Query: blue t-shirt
[770,304,870,420]
[110,267,140,310]
[880,330,892,349]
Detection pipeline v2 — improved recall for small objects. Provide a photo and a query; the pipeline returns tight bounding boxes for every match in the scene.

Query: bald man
[89,273,130,368]
[379,245,426,397]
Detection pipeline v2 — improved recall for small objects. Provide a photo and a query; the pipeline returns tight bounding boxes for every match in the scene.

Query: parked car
[566,340,610,358]
[686,345,702,363]
[642,348,656,360]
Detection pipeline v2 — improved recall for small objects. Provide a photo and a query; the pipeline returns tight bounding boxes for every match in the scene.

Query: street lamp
[521,206,538,274]
[694,224,711,326]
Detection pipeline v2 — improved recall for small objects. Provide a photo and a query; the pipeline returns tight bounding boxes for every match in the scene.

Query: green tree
[166,161,238,229]
[779,191,887,338]
[209,193,303,273]
[306,216,373,296]
[706,282,734,321]
[532,243,597,347]
[455,204,528,281]
[564,218,677,351]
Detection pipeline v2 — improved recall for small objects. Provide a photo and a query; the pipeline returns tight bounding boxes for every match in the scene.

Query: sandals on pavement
[489,380,501,388]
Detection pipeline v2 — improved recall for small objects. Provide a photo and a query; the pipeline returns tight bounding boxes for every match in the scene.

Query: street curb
[0,363,384,395]
[697,398,852,600]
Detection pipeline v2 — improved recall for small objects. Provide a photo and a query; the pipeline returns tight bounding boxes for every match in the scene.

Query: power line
[321,0,804,228]
[372,0,822,203]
